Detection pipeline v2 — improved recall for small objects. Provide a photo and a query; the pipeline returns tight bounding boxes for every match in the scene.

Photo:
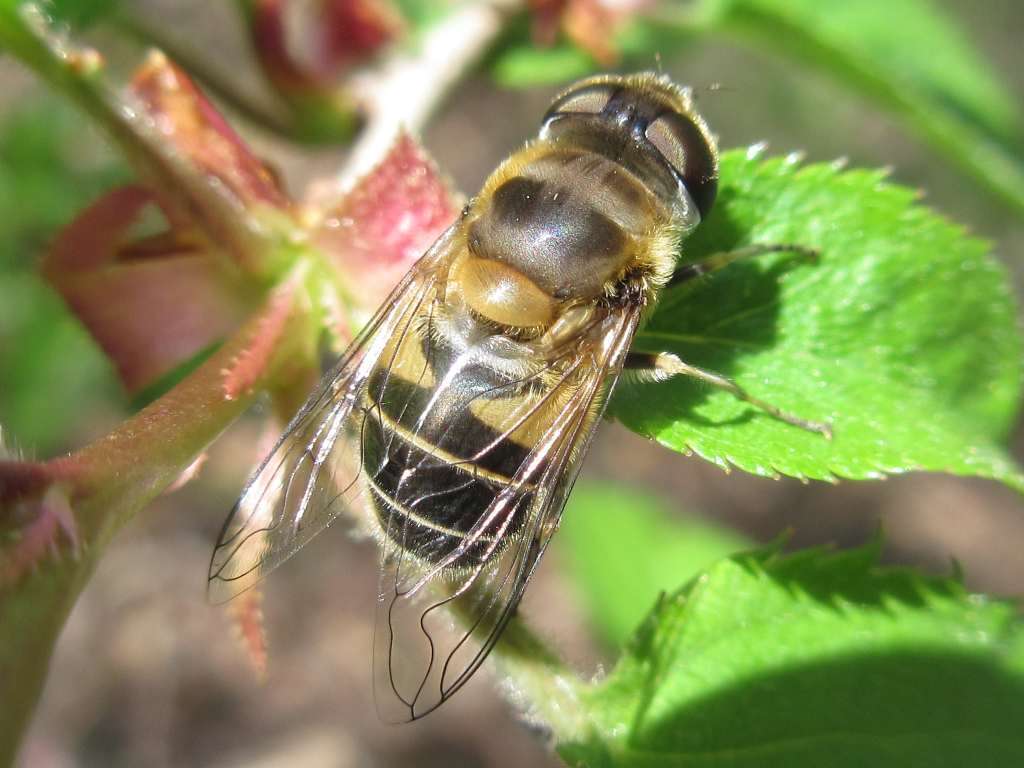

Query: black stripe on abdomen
[362,368,534,567]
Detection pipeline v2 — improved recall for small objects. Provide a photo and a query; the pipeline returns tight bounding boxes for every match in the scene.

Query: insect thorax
[474,146,675,299]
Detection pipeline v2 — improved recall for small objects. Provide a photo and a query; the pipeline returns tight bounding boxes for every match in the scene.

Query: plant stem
[335,0,523,189]
[493,616,591,743]
[0,281,310,765]
[0,2,288,274]
[441,580,588,742]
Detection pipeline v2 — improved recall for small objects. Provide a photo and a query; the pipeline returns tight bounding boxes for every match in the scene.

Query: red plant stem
[0,284,311,764]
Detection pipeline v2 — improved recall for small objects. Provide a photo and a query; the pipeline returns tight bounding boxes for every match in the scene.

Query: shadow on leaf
[615,196,818,432]
[564,649,1024,767]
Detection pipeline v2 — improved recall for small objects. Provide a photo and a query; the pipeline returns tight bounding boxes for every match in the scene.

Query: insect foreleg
[669,243,818,287]
[624,351,833,439]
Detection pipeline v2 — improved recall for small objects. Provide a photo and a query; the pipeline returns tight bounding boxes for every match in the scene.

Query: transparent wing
[207,226,457,604]
[372,302,643,722]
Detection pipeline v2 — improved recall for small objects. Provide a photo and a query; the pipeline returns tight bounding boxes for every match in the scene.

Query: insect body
[209,73,826,722]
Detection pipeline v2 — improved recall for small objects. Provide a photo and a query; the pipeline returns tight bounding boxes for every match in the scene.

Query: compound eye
[543,83,615,122]
[645,115,687,177]
[645,112,719,219]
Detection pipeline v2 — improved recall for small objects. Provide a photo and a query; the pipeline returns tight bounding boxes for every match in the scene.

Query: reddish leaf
[563,0,619,65]
[130,51,290,211]
[124,50,300,275]
[43,186,251,393]
[250,0,305,92]
[527,0,651,65]
[229,587,269,679]
[528,0,567,47]
[251,0,402,91]
[313,133,460,310]
[318,0,404,77]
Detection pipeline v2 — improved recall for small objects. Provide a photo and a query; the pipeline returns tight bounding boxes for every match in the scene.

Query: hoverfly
[208,73,829,722]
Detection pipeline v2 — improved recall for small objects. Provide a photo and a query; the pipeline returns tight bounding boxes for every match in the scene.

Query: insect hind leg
[625,352,832,439]
[669,242,819,287]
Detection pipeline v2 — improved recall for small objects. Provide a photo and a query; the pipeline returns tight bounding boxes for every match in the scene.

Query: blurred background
[2,0,1023,766]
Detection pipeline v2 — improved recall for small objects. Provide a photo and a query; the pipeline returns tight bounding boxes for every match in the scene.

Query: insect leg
[624,352,833,439]
[669,243,818,287]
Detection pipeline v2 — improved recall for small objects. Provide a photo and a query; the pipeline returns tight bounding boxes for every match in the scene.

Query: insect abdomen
[361,331,533,568]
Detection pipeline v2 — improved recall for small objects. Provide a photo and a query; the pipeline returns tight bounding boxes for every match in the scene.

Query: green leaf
[693,0,1024,215]
[491,42,594,88]
[559,483,749,647]
[0,100,125,269]
[391,0,456,34]
[611,150,1024,490]
[0,276,114,452]
[0,101,125,452]
[562,544,1024,766]
[48,0,121,28]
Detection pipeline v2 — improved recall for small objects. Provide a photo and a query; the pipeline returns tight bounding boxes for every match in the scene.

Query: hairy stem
[444,586,588,743]
[494,616,591,742]
[0,282,310,764]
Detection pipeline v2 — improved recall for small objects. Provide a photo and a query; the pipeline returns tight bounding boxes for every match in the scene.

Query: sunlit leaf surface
[612,150,1023,490]
[563,544,1024,766]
